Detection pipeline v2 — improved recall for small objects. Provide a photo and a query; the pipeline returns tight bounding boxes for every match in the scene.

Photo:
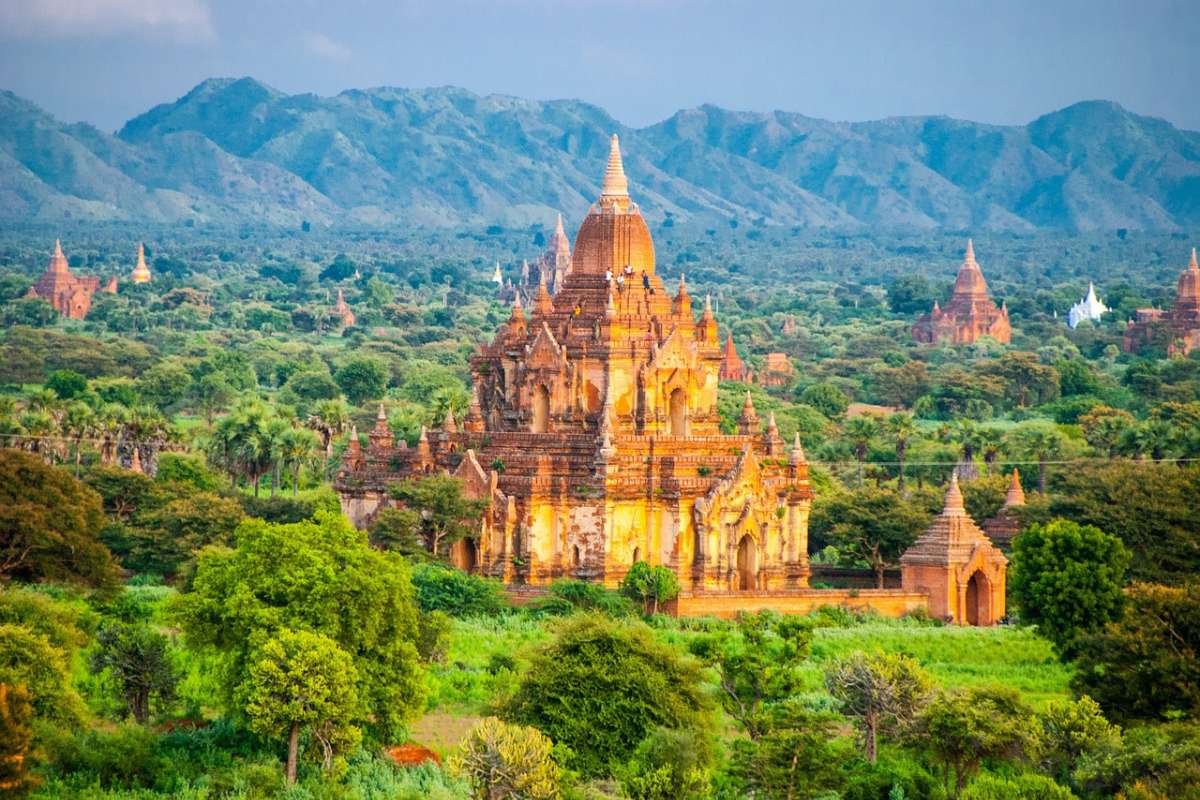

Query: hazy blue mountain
[1,78,1198,231]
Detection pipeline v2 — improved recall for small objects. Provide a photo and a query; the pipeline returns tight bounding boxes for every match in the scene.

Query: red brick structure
[1123,248,1200,356]
[719,333,750,382]
[26,240,101,319]
[759,352,794,387]
[981,468,1026,549]
[332,288,356,327]
[900,474,1008,625]
[912,240,1011,345]
[336,135,814,593]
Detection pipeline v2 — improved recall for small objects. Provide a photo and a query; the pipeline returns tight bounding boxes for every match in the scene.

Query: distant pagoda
[131,243,152,284]
[981,469,1026,549]
[1067,282,1107,328]
[1123,248,1200,356]
[719,333,750,382]
[332,288,356,327]
[26,240,101,319]
[912,240,1011,345]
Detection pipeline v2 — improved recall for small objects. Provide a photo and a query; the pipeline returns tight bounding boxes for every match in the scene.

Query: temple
[26,240,102,319]
[912,240,1011,345]
[981,469,1026,549]
[719,333,751,382]
[901,474,1008,625]
[1123,249,1200,356]
[759,352,794,387]
[1067,282,1107,329]
[131,243,152,284]
[337,135,813,593]
[332,288,356,327]
[499,213,574,303]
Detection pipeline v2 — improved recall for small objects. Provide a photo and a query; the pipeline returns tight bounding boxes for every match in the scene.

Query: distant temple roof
[1067,282,1107,328]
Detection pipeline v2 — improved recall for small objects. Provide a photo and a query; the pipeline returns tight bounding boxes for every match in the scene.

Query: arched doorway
[570,545,581,570]
[531,385,550,433]
[451,538,478,573]
[632,546,641,564]
[965,570,990,626]
[736,534,757,591]
[668,388,687,436]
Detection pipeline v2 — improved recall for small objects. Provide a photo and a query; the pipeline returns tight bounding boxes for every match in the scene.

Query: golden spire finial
[600,133,628,199]
[965,238,976,263]
[555,212,566,237]
[1191,247,1198,271]
[54,239,63,258]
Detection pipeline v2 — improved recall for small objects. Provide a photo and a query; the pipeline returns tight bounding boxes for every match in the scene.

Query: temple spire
[533,271,553,316]
[600,134,629,199]
[942,473,965,517]
[49,239,69,273]
[555,212,566,239]
[443,405,458,434]
[1191,247,1199,271]
[965,238,976,263]
[789,431,806,466]
[131,242,152,283]
[1004,468,1026,507]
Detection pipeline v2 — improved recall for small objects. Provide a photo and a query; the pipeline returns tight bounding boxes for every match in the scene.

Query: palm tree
[843,415,880,487]
[278,427,320,496]
[61,401,95,476]
[886,412,916,490]
[306,398,350,471]
[978,426,1005,475]
[209,398,278,496]
[1007,422,1065,493]
[95,404,129,466]
[943,419,986,482]
[264,416,292,498]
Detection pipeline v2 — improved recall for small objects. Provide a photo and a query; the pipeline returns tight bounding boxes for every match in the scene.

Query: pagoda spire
[131,243,152,283]
[942,473,965,517]
[965,238,976,263]
[600,134,629,200]
[789,431,806,466]
[443,405,458,434]
[738,390,759,434]
[49,239,69,273]
[1004,468,1026,508]
[1191,247,1199,272]
[347,425,361,458]
[533,271,553,316]
[674,272,692,317]
[555,212,567,239]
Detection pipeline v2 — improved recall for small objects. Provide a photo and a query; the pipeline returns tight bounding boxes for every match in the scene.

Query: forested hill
[2,77,1199,231]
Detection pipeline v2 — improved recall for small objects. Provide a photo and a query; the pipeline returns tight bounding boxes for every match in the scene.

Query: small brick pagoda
[1122,248,1200,356]
[337,135,814,593]
[912,240,1011,345]
[901,474,1008,625]
[718,333,750,382]
[981,468,1026,549]
[26,240,102,319]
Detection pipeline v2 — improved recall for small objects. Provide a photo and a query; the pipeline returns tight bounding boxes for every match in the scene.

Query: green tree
[128,491,245,576]
[0,450,118,590]
[451,717,561,800]
[45,369,88,400]
[727,705,850,800]
[389,474,488,558]
[800,382,850,419]
[1033,695,1119,789]
[334,357,387,406]
[619,561,680,615]
[887,274,937,315]
[174,512,426,741]
[89,621,178,724]
[1007,421,1065,493]
[0,683,34,795]
[1009,519,1130,652]
[960,773,1076,800]
[916,685,1034,799]
[190,373,235,426]
[0,624,85,728]
[809,486,937,588]
[136,361,193,411]
[886,412,917,489]
[687,610,811,739]
[984,351,1061,409]
[505,614,713,777]
[825,650,933,763]
[240,629,360,784]
[617,727,714,800]
[843,414,880,486]
[1070,581,1200,722]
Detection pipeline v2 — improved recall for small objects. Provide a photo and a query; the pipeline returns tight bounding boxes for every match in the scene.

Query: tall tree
[1007,421,1065,492]
[843,414,880,487]
[810,487,937,588]
[825,650,933,763]
[89,621,178,724]
[389,475,488,558]
[886,412,916,490]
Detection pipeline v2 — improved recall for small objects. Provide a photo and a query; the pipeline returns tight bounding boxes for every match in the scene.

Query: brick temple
[26,240,102,319]
[335,136,1006,622]
[912,240,1011,345]
[1123,248,1200,356]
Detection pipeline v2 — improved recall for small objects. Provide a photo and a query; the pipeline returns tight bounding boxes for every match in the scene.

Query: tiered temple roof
[912,240,1011,345]
[719,333,750,382]
[1123,248,1200,356]
[900,474,1008,624]
[26,240,102,319]
[336,134,813,593]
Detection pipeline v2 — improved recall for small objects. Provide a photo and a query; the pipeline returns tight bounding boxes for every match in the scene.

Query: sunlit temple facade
[912,240,1011,345]
[26,240,102,319]
[1123,248,1200,356]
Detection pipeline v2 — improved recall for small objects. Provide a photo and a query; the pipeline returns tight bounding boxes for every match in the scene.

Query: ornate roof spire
[789,431,806,466]
[738,390,759,434]
[1191,247,1199,271]
[555,212,566,239]
[49,239,69,273]
[942,473,965,517]
[443,405,458,434]
[347,425,361,457]
[465,383,485,432]
[533,271,553,316]
[376,402,388,423]
[674,272,692,316]
[965,238,976,263]
[131,243,152,283]
[600,134,629,199]
[1004,468,1026,507]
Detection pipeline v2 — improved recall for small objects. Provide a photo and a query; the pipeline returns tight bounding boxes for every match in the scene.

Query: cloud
[302,32,352,62]
[0,0,215,42]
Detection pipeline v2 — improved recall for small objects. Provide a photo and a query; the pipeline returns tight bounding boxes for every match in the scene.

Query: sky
[1,0,1198,134]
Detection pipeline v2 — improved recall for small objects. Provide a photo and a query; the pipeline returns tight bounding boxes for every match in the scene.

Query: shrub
[619,562,680,615]
[531,579,636,618]
[960,772,1076,800]
[410,563,508,617]
[450,717,561,800]
[617,726,715,800]
[505,614,713,777]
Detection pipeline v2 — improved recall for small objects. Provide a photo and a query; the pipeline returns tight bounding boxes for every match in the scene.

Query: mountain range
[2,77,1199,232]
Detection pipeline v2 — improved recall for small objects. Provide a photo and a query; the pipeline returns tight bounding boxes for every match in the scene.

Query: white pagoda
[1068,282,1108,329]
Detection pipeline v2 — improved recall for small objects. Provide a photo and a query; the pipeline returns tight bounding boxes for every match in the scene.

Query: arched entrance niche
[668,388,687,436]
[965,570,991,626]
[632,546,641,564]
[736,534,757,591]
[451,538,478,573]
[531,385,550,433]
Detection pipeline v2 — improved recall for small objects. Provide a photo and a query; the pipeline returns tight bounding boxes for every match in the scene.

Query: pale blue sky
[1,0,1198,133]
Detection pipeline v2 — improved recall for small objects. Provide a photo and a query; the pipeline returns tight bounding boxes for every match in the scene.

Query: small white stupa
[1068,282,1108,329]
[491,260,503,284]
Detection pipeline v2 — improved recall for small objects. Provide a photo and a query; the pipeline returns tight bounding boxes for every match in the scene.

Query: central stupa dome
[571,134,656,277]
